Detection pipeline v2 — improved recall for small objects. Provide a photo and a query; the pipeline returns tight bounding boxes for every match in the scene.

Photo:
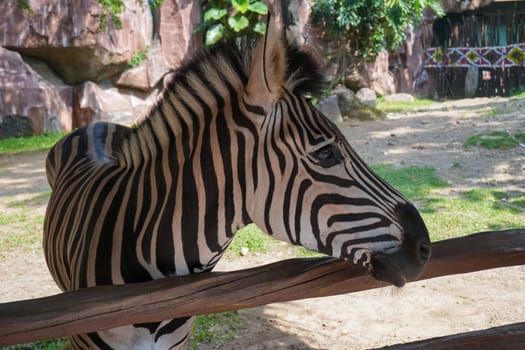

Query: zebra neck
[119,49,251,169]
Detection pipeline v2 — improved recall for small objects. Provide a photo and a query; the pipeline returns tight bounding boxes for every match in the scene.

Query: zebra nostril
[414,239,431,265]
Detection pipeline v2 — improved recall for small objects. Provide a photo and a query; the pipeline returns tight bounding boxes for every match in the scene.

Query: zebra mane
[161,36,326,98]
[119,35,325,165]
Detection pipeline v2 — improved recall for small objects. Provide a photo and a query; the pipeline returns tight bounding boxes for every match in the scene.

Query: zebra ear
[244,16,287,110]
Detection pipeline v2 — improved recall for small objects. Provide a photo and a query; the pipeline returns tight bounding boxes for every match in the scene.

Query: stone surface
[75,81,160,128]
[333,85,357,118]
[341,52,395,96]
[0,0,201,136]
[362,50,396,95]
[356,88,377,107]
[159,0,202,69]
[316,95,343,123]
[343,104,386,122]
[113,45,170,91]
[280,0,311,46]
[0,0,153,84]
[391,12,435,97]
[441,0,493,13]
[0,115,34,138]
[0,47,72,137]
[384,93,416,103]
[464,65,479,98]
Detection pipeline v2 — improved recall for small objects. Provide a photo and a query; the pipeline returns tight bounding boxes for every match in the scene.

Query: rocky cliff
[0,0,200,138]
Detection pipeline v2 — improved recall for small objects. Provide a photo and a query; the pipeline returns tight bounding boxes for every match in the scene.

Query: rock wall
[0,0,200,138]
[0,47,72,136]
[441,0,493,13]
[0,0,153,84]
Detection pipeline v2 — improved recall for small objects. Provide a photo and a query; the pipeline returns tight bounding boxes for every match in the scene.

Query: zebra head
[243,21,431,287]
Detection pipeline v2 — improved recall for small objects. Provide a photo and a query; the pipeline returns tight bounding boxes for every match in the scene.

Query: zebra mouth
[370,254,408,287]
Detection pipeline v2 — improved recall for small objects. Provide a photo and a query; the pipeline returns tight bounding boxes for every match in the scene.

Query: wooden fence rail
[1,229,524,346]
[374,322,525,350]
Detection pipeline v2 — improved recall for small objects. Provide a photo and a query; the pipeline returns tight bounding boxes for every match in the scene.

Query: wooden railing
[1,229,524,347]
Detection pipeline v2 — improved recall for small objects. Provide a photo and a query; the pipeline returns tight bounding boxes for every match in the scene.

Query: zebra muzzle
[370,236,432,287]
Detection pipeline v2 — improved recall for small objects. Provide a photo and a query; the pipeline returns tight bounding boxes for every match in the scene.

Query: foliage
[97,0,124,30]
[96,0,163,31]
[464,131,523,149]
[128,47,150,68]
[509,86,525,97]
[16,0,30,11]
[311,0,443,60]
[0,133,65,155]
[197,0,268,45]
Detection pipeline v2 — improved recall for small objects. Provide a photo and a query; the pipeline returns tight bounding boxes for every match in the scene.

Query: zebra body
[44,20,430,349]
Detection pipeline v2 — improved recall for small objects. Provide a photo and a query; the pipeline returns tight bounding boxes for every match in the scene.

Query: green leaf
[228,15,249,32]
[253,21,266,34]
[204,8,228,21]
[247,1,268,15]
[231,0,249,13]
[205,23,225,45]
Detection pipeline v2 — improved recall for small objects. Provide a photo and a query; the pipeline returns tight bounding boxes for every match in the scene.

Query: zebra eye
[310,144,343,168]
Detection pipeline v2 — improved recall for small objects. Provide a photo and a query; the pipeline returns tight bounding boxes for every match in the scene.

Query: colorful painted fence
[425,43,525,68]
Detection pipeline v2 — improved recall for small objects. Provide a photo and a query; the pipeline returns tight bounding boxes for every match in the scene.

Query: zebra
[44,19,431,350]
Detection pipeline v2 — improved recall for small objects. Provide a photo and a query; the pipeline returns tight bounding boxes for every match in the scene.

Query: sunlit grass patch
[4,338,70,350]
[190,311,248,349]
[372,164,524,241]
[464,131,523,149]
[227,223,276,257]
[372,164,448,200]
[0,133,65,154]
[421,189,525,241]
[376,97,436,113]
[0,191,49,253]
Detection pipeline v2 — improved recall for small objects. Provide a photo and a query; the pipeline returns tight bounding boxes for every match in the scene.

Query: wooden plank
[0,229,524,346]
[374,322,525,350]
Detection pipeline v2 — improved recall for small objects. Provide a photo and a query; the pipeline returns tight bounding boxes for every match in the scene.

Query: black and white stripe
[44,20,429,350]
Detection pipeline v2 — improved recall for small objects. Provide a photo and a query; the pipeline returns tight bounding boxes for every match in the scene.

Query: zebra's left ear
[244,16,287,110]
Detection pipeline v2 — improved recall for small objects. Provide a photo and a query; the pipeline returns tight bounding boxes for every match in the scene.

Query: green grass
[0,133,65,154]
[372,164,448,200]
[5,339,70,350]
[421,189,525,241]
[0,191,50,254]
[515,132,525,144]
[372,164,524,241]
[376,97,436,113]
[227,223,276,257]
[464,131,523,149]
[509,86,525,97]
[190,311,248,349]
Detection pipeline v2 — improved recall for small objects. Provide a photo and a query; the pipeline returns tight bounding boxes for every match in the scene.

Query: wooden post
[0,229,524,346]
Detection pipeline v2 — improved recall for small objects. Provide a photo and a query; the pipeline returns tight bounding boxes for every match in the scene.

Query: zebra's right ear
[244,16,287,111]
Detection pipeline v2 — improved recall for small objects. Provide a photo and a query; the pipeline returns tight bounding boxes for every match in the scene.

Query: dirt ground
[0,96,524,349]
